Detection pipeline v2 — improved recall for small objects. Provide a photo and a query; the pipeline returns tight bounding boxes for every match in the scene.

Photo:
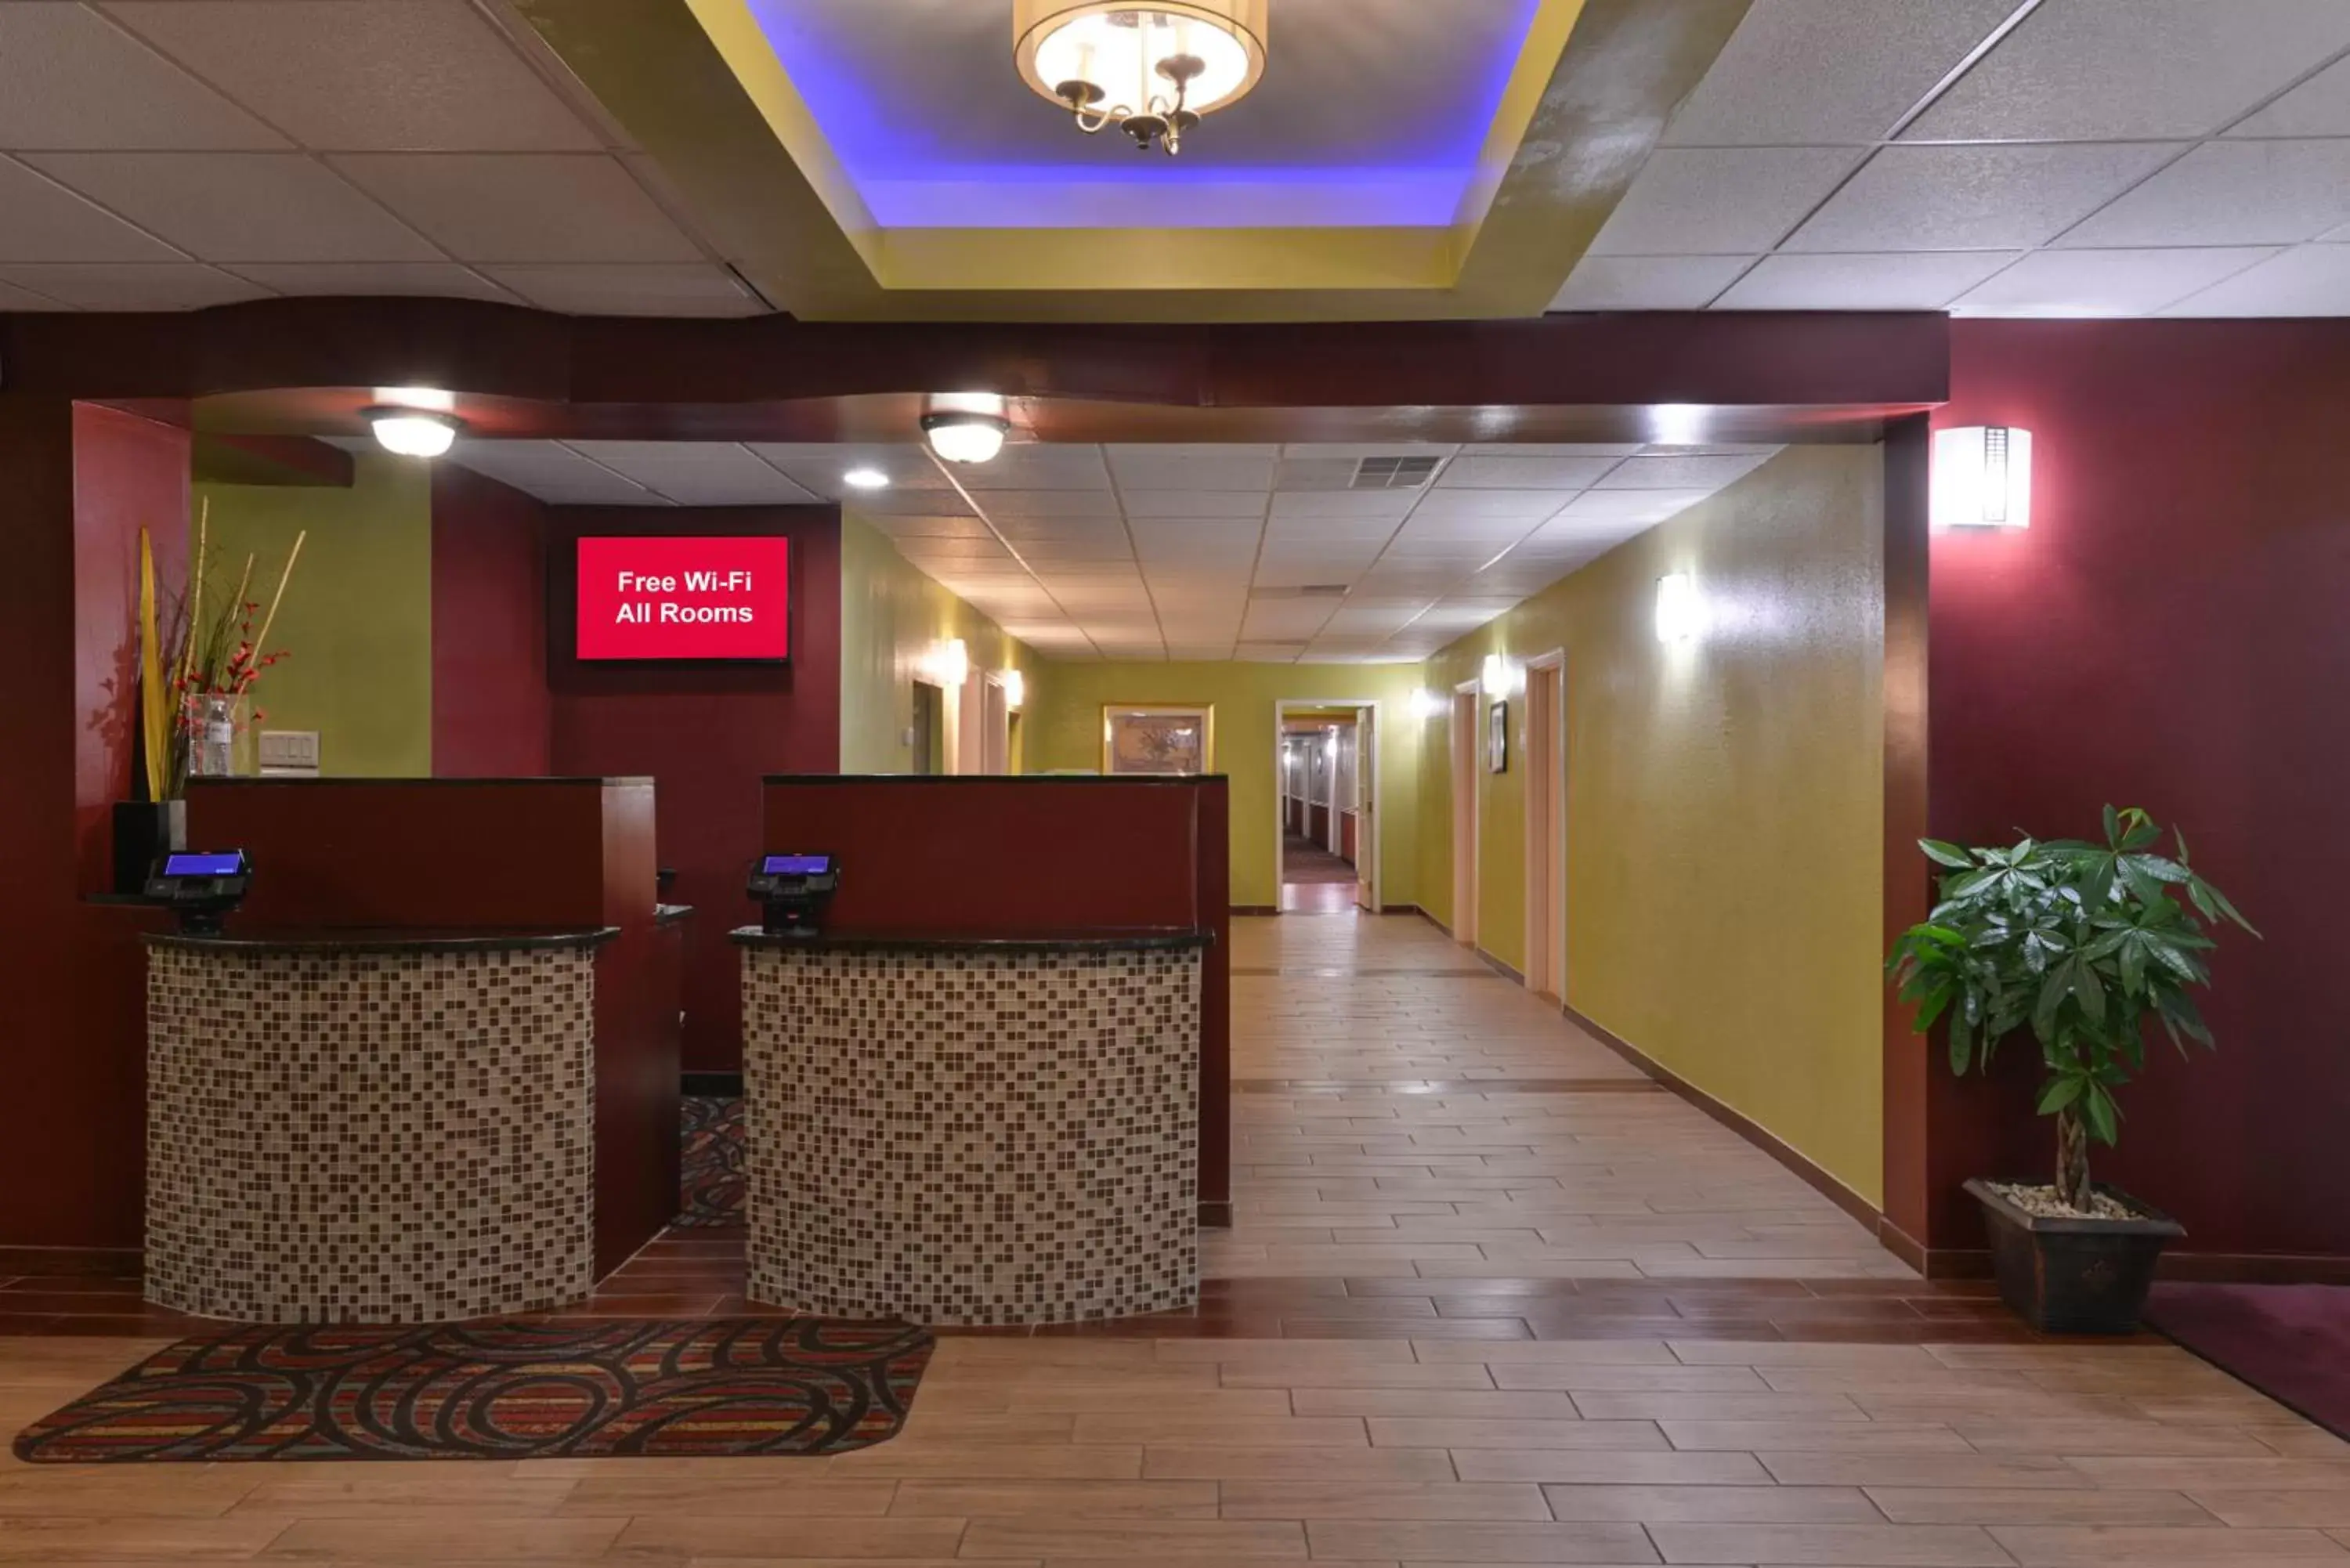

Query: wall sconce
[920,392,1010,465]
[1932,425,2033,530]
[1654,572,1702,643]
[1408,688,1442,720]
[1480,653,1522,697]
[1002,668,1025,708]
[920,638,970,688]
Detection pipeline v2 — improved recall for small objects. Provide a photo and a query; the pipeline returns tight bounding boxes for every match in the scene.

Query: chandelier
[1013,2,1268,156]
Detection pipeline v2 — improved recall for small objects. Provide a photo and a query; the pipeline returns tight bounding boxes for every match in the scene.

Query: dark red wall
[550,507,843,1071]
[1928,320,2350,1267]
[0,400,186,1255]
[432,466,551,776]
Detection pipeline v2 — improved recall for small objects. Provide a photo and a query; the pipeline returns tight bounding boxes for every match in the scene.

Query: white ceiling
[9,0,2350,317]
[0,0,762,314]
[1553,0,2350,317]
[434,439,1778,663]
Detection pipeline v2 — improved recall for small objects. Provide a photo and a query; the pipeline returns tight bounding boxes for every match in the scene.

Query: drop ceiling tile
[332,154,701,262]
[0,262,266,309]
[1954,247,2281,316]
[1553,488,1717,522]
[1663,0,2019,146]
[483,263,763,317]
[2162,243,2350,316]
[1586,147,1863,257]
[222,261,512,300]
[958,445,1110,490]
[106,0,604,153]
[1013,538,1136,562]
[1409,490,1569,521]
[443,440,655,504]
[0,157,183,262]
[830,486,974,517]
[990,518,1129,544]
[1438,456,1618,489]
[2056,141,2350,249]
[2230,53,2350,138]
[1253,562,1376,590]
[1118,490,1268,520]
[1270,491,1419,520]
[1104,449,1279,490]
[1236,644,1307,663]
[1546,254,1755,311]
[24,153,439,262]
[964,490,1120,519]
[766,450,950,497]
[1787,143,2182,253]
[0,4,287,151]
[1903,0,2350,143]
[1599,453,1769,490]
[1712,250,2021,309]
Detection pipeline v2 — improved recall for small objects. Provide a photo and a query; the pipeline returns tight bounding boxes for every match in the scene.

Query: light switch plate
[258,729,320,772]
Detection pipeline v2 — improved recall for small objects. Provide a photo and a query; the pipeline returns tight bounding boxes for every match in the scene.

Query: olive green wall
[196,453,434,778]
[1025,662,1427,910]
[838,515,1040,773]
[1419,446,1887,1205]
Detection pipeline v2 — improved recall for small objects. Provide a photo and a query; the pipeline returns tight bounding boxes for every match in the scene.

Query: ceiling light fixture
[922,412,1009,465]
[843,467,891,490]
[1013,0,1267,156]
[362,406,461,459]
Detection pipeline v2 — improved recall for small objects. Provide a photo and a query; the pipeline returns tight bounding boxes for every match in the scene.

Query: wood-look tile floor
[3,912,2341,1564]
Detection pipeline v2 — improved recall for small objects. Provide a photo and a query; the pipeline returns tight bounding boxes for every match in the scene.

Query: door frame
[981,670,1015,774]
[1521,649,1567,1000]
[1451,678,1480,947]
[1273,699,1383,912]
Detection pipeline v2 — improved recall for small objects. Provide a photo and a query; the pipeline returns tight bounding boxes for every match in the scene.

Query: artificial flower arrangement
[136,503,306,797]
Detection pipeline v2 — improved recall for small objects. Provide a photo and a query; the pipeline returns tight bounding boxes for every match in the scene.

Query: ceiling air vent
[1351,454,1441,490]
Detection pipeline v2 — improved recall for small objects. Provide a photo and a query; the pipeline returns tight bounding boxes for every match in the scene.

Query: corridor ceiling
[4,0,2349,318]
[432,437,1780,662]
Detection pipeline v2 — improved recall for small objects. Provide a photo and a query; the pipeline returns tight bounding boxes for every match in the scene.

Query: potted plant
[1886,806,2255,1333]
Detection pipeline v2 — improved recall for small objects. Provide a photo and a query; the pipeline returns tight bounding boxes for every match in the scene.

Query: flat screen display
[575,536,790,662]
[163,851,244,877]
[761,854,833,876]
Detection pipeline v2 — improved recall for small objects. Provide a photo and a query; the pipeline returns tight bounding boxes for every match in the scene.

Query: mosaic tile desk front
[740,941,1200,1325]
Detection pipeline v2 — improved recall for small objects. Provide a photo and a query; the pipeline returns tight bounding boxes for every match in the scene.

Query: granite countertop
[146,927,621,954]
[729,927,1211,952]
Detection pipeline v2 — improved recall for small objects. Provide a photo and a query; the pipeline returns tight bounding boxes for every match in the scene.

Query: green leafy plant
[1886,806,2255,1212]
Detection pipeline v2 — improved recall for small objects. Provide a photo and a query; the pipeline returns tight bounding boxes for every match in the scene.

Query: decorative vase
[182,691,256,779]
[112,799,186,894]
[1967,1177,2183,1335]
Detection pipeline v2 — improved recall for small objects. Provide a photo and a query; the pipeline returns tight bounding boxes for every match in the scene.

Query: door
[1451,686,1479,945]
[1354,706,1376,911]
[911,682,943,775]
[982,678,1010,773]
[1524,659,1564,999]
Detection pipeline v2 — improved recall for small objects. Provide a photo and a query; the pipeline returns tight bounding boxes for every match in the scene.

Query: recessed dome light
[843,467,891,490]
[921,412,1010,465]
[363,406,461,458]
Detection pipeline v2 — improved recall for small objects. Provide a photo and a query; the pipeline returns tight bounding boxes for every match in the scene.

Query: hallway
[1280,834,1358,914]
[0,913,2339,1564]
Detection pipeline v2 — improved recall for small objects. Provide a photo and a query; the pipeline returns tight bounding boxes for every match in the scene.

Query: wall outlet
[258,729,320,775]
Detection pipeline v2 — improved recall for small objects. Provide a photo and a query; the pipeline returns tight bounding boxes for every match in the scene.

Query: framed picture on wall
[1488,699,1509,774]
[1102,704,1215,775]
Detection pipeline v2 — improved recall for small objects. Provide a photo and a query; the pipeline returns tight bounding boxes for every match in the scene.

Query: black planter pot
[1967,1176,2183,1335]
[111,799,186,894]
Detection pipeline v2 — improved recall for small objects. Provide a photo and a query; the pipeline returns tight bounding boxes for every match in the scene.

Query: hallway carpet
[1280,832,1357,883]
[0,914,2338,1561]
[2147,1281,2350,1440]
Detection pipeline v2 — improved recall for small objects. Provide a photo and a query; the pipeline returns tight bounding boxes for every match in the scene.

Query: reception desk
[737,930,1204,1325]
[145,927,609,1322]
[151,776,683,1321]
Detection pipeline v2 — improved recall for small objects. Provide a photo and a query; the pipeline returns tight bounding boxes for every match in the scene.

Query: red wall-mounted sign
[574,535,790,661]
